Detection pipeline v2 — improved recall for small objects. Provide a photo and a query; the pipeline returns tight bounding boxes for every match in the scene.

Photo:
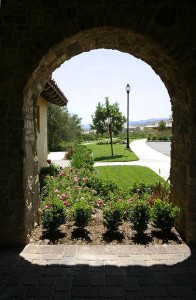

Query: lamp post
[125,84,131,149]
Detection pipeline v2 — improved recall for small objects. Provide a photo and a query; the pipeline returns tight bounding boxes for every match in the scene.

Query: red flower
[47,159,51,164]
[63,201,68,206]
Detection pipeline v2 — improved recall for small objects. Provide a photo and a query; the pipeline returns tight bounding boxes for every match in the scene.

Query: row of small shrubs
[147,135,171,141]
[97,138,121,145]
[41,190,179,234]
[103,197,179,233]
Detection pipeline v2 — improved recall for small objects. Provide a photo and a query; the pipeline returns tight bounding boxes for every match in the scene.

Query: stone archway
[1,2,196,245]
[23,27,192,244]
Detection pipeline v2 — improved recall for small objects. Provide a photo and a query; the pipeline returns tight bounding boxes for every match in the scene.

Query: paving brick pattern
[0,244,196,299]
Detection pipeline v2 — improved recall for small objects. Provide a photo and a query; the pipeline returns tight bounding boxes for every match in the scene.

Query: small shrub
[41,200,65,232]
[129,199,150,232]
[103,201,124,231]
[71,145,94,170]
[71,200,92,228]
[150,199,180,233]
[130,182,155,196]
[86,177,118,198]
[39,162,60,189]
[40,162,60,177]
[64,142,77,159]
[97,139,119,145]
[130,182,170,201]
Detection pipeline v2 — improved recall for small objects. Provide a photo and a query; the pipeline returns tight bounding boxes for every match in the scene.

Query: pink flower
[74,176,78,183]
[83,176,88,183]
[44,205,49,209]
[96,199,103,207]
[60,171,65,176]
[63,201,68,206]
[61,194,67,199]
[55,189,60,194]
[129,198,134,202]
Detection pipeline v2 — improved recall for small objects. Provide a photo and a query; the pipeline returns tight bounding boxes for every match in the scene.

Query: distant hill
[82,118,170,131]
[129,118,169,126]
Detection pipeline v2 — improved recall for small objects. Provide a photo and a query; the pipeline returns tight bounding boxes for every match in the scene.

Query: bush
[96,139,120,145]
[40,162,60,177]
[41,200,65,232]
[71,144,94,170]
[150,199,180,232]
[71,200,92,228]
[64,142,78,159]
[130,181,170,201]
[39,162,60,189]
[86,177,118,198]
[129,199,150,232]
[103,201,124,231]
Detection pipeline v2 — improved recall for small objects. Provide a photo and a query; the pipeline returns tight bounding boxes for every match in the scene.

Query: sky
[52,49,171,125]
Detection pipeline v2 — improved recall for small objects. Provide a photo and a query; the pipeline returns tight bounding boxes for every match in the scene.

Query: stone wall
[0,1,196,244]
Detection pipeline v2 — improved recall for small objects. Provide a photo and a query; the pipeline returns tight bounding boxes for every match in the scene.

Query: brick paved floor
[0,244,196,299]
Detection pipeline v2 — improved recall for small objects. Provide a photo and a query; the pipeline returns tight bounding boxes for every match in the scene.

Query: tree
[90,97,126,135]
[158,120,167,136]
[47,103,82,151]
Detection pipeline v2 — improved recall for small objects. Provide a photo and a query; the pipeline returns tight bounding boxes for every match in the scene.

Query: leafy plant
[150,199,180,233]
[86,176,118,198]
[129,199,150,232]
[71,144,94,170]
[39,162,60,189]
[130,181,170,201]
[64,142,77,159]
[41,200,65,232]
[71,200,92,228]
[103,201,124,231]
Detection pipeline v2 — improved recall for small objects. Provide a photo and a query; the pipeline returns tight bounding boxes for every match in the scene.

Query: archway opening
[23,27,190,243]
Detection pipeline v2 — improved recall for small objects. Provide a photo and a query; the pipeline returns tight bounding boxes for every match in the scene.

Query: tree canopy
[90,97,126,135]
[158,120,167,135]
[47,103,82,151]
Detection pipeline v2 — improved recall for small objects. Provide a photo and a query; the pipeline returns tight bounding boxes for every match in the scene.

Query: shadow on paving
[0,244,196,299]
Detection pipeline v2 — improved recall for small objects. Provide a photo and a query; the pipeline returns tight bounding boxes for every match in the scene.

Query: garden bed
[29,209,184,246]
[36,146,183,247]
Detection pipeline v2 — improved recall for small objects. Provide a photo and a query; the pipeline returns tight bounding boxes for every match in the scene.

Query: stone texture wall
[0,0,196,244]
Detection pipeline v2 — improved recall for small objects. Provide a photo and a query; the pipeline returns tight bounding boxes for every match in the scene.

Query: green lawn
[95,165,164,190]
[86,143,139,162]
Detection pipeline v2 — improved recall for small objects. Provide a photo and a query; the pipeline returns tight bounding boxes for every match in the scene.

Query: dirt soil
[29,210,184,246]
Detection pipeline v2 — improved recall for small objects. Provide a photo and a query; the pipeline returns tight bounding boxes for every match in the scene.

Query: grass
[86,143,139,162]
[95,165,164,190]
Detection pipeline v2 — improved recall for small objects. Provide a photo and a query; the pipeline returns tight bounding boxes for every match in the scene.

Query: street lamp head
[126,83,131,93]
